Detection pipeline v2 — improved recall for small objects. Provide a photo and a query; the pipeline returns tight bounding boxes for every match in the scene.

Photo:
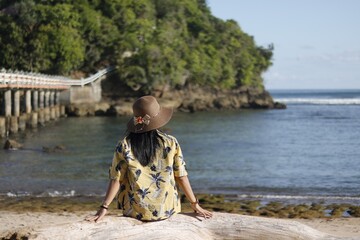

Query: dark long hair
[126,130,162,166]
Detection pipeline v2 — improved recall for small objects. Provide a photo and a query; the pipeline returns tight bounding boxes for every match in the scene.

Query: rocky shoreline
[66,87,286,117]
[2,194,359,218]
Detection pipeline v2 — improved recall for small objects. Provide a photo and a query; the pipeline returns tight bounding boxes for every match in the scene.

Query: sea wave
[237,194,360,204]
[3,190,81,198]
[237,194,360,202]
[274,98,360,105]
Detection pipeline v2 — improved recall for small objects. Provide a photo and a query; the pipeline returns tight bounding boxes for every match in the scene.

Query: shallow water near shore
[0,89,360,205]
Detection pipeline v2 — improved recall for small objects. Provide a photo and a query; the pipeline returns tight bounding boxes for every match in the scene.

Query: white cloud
[295,50,360,63]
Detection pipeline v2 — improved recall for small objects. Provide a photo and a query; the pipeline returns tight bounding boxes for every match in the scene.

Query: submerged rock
[274,101,287,109]
[42,145,66,153]
[3,139,23,150]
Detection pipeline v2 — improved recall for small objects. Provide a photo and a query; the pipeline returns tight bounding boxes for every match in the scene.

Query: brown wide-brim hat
[127,95,173,133]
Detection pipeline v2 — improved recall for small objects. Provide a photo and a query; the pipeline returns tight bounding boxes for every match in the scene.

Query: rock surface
[1,212,348,240]
[42,145,66,153]
[66,87,286,117]
[3,139,23,150]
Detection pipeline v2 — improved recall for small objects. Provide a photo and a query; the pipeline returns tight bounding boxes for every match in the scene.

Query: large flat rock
[1,211,350,240]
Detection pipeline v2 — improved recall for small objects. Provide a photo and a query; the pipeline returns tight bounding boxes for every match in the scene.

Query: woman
[88,96,212,222]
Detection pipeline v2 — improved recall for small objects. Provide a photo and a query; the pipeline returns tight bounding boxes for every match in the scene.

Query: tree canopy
[0,0,273,94]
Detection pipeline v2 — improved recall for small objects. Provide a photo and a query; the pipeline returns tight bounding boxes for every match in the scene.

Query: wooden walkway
[0,67,114,137]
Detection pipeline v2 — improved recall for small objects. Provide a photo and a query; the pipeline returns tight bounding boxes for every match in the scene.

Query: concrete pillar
[39,91,45,109]
[44,107,50,122]
[45,91,50,108]
[32,91,39,111]
[0,117,5,138]
[38,109,45,125]
[50,107,56,120]
[50,91,55,107]
[55,91,60,105]
[13,90,20,117]
[19,114,27,131]
[55,105,60,118]
[60,105,66,117]
[5,90,12,117]
[44,90,50,122]
[10,116,18,134]
[49,91,56,120]
[25,90,32,113]
[29,112,38,128]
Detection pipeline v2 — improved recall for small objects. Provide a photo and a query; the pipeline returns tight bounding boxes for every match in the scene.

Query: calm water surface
[1,90,360,204]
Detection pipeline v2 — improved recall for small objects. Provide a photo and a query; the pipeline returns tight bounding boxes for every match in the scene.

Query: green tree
[0,0,273,91]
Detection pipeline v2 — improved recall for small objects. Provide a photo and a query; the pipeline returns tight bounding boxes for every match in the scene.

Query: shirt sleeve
[109,141,128,182]
[173,139,188,177]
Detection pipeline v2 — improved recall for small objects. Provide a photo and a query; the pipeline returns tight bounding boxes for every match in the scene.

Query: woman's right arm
[175,175,213,219]
[86,179,120,223]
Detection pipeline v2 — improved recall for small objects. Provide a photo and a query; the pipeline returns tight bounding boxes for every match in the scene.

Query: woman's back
[109,130,188,221]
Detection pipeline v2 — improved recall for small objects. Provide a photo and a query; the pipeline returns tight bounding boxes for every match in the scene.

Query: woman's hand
[85,208,108,223]
[86,179,119,223]
[191,203,213,219]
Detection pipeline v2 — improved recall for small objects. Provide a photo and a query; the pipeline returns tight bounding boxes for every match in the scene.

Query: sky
[207,0,360,89]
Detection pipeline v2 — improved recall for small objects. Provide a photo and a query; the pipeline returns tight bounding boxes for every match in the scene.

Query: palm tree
[136,213,143,220]
[119,184,126,193]
[115,143,122,153]
[128,192,137,205]
[163,146,171,158]
[165,208,175,218]
[165,166,173,175]
[152,210,158,217]
[150,172,166,189]
[116,160,126,172]
[137,187,151,199]
[124,149,134,162]
[135,169,142,181]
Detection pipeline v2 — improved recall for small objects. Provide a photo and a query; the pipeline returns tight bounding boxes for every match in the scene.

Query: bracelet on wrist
[189,198,199,205]
[100,205,109,210]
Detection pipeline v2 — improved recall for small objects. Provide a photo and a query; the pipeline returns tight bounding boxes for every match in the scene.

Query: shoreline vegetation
[1,193,359,219]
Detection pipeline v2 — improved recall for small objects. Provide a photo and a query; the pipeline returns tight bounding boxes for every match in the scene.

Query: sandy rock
[66,104,96,117]
[107,104,133,116]
[94,102,111,116]
[3,139,23,150]
[1,212,347,240]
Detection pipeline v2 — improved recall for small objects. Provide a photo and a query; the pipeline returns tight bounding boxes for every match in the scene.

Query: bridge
[0,67,114,138]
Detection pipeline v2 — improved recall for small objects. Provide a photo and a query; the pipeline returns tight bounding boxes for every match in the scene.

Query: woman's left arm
[86,179,120,223]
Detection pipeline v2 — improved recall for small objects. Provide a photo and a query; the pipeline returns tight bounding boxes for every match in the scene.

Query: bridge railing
[0,66,115,89]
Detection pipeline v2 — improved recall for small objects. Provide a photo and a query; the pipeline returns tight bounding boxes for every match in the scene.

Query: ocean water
[0,89,359,204]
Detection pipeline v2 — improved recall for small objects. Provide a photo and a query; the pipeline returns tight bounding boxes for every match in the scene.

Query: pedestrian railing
[0,66,115,89]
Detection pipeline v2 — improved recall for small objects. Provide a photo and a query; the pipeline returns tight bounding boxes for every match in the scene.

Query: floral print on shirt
[109,130,188,221]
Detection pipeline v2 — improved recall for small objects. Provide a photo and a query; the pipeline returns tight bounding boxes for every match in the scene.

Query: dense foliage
[0,0,273,94]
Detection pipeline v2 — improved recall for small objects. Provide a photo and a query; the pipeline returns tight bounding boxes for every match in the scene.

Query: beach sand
[1,210,360,240]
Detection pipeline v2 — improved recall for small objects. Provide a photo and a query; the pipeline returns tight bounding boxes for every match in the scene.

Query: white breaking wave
[275,98,360,105]
[237,194,360,201]
[4,190,77,197]
[46,190,76,197]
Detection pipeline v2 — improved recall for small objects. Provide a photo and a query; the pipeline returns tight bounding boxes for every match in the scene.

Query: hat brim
[127,106,173,133]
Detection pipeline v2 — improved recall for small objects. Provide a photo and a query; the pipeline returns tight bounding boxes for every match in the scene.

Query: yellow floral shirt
[109,130,188,221]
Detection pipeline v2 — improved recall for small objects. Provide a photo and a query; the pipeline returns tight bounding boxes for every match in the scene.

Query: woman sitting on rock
[87,96,212,222]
